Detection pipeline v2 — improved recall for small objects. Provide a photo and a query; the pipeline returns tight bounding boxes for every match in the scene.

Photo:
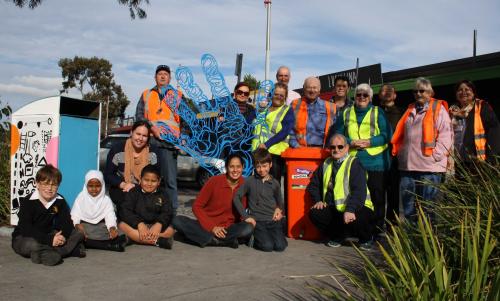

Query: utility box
[10,96,100,225]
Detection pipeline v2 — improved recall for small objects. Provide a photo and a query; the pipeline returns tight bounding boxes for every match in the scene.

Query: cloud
[0,83,59,97]
[0,0,499,115]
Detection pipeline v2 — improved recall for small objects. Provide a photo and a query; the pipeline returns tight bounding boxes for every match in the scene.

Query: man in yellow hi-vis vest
[307,134,375,250]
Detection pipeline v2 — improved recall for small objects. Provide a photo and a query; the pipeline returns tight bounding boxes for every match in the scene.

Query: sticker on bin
[291,174,309,179]
[291,184,307,189]
[295,168,311,175]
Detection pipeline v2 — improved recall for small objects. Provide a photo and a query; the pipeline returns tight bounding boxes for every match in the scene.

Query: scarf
[124,138,150,184]
[71,170,117,229]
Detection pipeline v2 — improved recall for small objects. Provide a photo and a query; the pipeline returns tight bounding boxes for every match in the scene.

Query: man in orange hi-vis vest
[289,77,336,148]
[135,65,182,210]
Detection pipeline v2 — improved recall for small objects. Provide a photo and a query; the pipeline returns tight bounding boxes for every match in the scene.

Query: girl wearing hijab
[71,170,126,252]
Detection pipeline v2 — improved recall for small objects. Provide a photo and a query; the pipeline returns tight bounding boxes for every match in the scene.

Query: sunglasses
[236,90,250,96]
[329,144,345,151]
[273,94,286,99]
[356,93,370,98]
[413,89,427,94]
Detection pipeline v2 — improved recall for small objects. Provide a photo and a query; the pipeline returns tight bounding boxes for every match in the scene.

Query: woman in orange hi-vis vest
[391,77,453,222]
[449,80,500,164]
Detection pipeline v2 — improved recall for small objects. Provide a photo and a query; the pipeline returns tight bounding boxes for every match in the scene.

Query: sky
[1,0,499,118]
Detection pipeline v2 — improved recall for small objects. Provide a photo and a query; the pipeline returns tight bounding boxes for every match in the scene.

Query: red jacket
[192,174,245,232]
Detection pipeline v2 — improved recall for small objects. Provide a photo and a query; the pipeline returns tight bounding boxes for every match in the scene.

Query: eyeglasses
[329,144,345,151]
[413,89,427,94]
[273,94,286,99]
[356,93,370,98]
[236,90,250,96]
[38,182,58,189]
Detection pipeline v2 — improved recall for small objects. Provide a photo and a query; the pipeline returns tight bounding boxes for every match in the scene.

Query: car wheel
[196,168,212,188]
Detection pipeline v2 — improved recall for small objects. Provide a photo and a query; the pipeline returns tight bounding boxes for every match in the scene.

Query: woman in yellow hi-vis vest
[252,83,295,183]
[335,83,391,236]
[307,134,376,250]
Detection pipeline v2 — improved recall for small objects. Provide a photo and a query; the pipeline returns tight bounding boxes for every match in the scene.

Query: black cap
[155,65,171,74]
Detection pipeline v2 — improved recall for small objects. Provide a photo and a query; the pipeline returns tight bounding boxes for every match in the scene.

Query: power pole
[264,0,272,81]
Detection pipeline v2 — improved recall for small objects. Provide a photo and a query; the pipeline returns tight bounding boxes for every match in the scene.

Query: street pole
[264,0,272,81]
[105,96,109,137]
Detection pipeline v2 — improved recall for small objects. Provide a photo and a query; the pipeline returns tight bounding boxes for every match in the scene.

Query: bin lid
[281,147,330,159]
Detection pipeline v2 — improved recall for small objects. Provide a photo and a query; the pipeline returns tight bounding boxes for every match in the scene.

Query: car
[99,134,225,187]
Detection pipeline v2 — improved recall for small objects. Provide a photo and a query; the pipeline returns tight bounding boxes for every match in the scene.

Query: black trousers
[385,157,400,226]
[253,220,287,252]
[367,170,386,233]
[309,205,375,243]
[270,154,285,184]
[12,230,84,258]
[109,186,126,209]
[172,215,253,247]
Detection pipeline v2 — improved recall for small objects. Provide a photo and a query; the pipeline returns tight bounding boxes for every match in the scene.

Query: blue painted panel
[58,116,99,207]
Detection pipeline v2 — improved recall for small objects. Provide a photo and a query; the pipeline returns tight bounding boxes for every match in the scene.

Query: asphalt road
[0,181,368,301]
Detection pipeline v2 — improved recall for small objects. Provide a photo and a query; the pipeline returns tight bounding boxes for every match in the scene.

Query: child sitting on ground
[118,164,175,249]
[233,148,287,252]
[12,164,86,266]
[71,170,127,252]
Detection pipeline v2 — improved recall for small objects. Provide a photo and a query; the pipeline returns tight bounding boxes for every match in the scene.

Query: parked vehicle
[99,134,225,187]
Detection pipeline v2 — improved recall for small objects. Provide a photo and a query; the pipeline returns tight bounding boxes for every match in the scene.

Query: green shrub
[0,100,12,223]
[324,159,499,300]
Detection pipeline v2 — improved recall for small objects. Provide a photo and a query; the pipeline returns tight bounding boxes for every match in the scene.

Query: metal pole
[105,96,109,137]
[473,29,477,57]
[355,58,359,88]
[264,0,272,81]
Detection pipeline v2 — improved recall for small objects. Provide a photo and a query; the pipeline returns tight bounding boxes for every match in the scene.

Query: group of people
[12,64,500,265]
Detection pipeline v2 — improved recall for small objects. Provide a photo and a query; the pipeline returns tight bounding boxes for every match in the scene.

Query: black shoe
[107,241,125,252]
[208,237,238,249]
[157,237,173,249]
[71,243,86,258]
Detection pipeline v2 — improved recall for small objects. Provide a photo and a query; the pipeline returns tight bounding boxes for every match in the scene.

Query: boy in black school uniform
[118,164,175,249]
[12,165,86,266]
[233,148,287,252]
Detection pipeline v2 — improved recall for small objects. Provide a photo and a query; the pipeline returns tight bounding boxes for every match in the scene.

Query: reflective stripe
[321,155,373,212]
[270,106,287,134]
[344,106,387,156]
[423,142,436,147]
[369,108,375,137]
[293,98,302,119]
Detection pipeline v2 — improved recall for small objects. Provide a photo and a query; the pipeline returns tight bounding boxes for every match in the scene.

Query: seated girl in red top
[172,154,253,248]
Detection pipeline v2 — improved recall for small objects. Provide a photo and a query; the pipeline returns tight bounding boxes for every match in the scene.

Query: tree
[58,56,130,135]
[0,98,12,222]
[243,73,260,91]
[10,0,150,19]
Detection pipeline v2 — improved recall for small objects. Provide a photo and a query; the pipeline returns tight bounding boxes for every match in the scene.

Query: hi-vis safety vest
[292,98,336,147]
[473,99,487,160]
[252,105,290,155]
[142,88,182,138]
[321,156,374,212]
[391,98,448,157]
[344,106,387,156]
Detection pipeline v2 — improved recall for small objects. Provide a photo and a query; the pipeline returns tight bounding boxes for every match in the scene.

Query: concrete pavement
[0,183,369,300]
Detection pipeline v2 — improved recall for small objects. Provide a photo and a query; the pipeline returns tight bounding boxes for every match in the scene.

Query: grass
[321,158,499,300]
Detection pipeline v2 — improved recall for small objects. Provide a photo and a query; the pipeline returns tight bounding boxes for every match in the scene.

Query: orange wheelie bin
[281,147,330,240]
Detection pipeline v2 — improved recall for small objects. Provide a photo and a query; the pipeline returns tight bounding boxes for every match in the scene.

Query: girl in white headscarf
[71,170,126,251]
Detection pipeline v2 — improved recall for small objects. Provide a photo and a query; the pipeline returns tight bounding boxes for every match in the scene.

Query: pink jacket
[397,104,452,173]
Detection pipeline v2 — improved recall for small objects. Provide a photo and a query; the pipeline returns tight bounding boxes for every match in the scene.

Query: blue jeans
[151,138,178,210]
[400,171,442,222]
[172,216,254,247]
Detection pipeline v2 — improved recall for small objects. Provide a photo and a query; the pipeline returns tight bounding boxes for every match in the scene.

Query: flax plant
[323,158,499,300]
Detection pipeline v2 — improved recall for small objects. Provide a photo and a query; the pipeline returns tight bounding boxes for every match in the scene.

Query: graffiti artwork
[10,115,56,224]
